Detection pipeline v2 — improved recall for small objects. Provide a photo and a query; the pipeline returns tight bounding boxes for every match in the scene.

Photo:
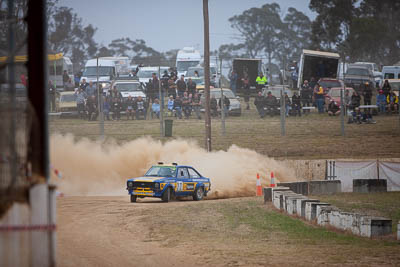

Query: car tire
[162,187,171,202]
[193,186,204,201]
[130,194,137,203]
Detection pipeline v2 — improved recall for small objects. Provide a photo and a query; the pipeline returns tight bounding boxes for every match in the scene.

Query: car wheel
[162,187,171,202]
[193,186,204,201]
[130,194,137,203]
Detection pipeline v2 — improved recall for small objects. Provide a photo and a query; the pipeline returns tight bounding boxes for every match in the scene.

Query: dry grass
[50,98,400,159]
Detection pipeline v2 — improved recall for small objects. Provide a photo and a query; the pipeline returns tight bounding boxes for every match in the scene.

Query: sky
[59,0,316,53]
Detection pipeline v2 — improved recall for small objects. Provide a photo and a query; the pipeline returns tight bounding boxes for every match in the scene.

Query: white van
[382,66,400,80]
[80,59,116,83]
[137,66,159,84]
[176,47,201,77]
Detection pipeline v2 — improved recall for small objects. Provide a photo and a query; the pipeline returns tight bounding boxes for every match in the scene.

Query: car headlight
[127,181,133,188]
[154,182,160,189]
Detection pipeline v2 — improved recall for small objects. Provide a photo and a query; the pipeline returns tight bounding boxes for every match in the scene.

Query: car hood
[59,101,77,108]
[127,176,172,182]
[120,91,146,98]
[344,74,371,80]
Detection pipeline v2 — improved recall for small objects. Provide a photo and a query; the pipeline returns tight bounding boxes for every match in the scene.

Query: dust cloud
[50,134,297,198]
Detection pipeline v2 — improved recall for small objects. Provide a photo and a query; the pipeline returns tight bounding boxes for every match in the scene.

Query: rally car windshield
[145,166,176,177]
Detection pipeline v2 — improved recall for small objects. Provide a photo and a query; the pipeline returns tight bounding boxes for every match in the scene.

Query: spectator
[328,100,340,116]
[309,77,317,92]
[350,91,361,110]
[110,86,120,99]
[135,96,147,120]
[64,77,75,91]
[75,88,87,119]
[161,70,170,90]
[74,74,80,87]
[314,83,325,114]
[387,91,399,114]
[242,76,251,110]
[167,95,174,116]
[173,95,183,119]
[255,72,267,93]
[63,70,69,88]
[176,75,186,98]
[125,96,136,120]
[151,73,159,100]
[362,82,372,105]
[182,92,192,119]
[265,91,278,117]
[218,95,230,117]
[192,93,202,120]
[283,92,291,117]
[376,90,386,114]
[87,95,98,121]
[48,80,56,112]
[112,97,122,120]
[210,95,218,117]
[187,78,197,96]
[80,78,88,91]
[103,96,111,121]
[152,98,161,119]
[349,107,375,124]
[381,80,391,97]
[86,81,96,97]
[194,70,199,77]
[229,70,238,95]
[167,77,177,99]
[254,91,266,118]
[291,92,302,117]
[344,90,352,114]
[300,80,312,114]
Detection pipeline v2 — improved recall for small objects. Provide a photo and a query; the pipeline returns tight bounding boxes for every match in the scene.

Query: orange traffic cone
[270,172,276,187]
[256,173,262,196]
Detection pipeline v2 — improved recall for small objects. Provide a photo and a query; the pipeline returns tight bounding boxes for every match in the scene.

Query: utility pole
[97,57,104,140]
[341,53,346,136]
[280,89,286,136]
[158,66,164,137]
[219,57,225,136]
[203,0,212,151]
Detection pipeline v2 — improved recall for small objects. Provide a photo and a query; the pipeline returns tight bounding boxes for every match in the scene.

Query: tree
[48,5,98,72]
[309,0,357,51]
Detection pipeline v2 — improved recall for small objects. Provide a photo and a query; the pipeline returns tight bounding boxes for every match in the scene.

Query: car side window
[177,168,189,179]
[188,168,200,178]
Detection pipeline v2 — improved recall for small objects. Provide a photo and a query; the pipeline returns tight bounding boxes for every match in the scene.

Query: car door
[176,167,189,195]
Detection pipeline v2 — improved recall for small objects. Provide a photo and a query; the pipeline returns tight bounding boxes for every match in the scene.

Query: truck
[232,58,263,94]
[297,49,341,89]
[80,58,116,84]
[176,47,201,77]
[100,56,130,77]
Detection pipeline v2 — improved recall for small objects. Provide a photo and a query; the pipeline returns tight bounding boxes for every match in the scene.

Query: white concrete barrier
[265,184,394,238]
[287,195,308,215]
[305,202,330,221]
[297,199,320,218]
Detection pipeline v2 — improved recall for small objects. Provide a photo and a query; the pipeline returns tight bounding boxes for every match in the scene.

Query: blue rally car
[126,163,211,203]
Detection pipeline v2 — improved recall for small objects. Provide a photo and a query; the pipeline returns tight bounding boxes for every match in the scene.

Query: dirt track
[58,196,400,267]
[57,196,204,267]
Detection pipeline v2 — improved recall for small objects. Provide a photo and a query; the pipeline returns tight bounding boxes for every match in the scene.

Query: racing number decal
[176,182,183,192]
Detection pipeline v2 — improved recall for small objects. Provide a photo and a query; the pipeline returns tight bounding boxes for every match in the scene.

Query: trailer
[232,58,263,94]
[297,49,340,89]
